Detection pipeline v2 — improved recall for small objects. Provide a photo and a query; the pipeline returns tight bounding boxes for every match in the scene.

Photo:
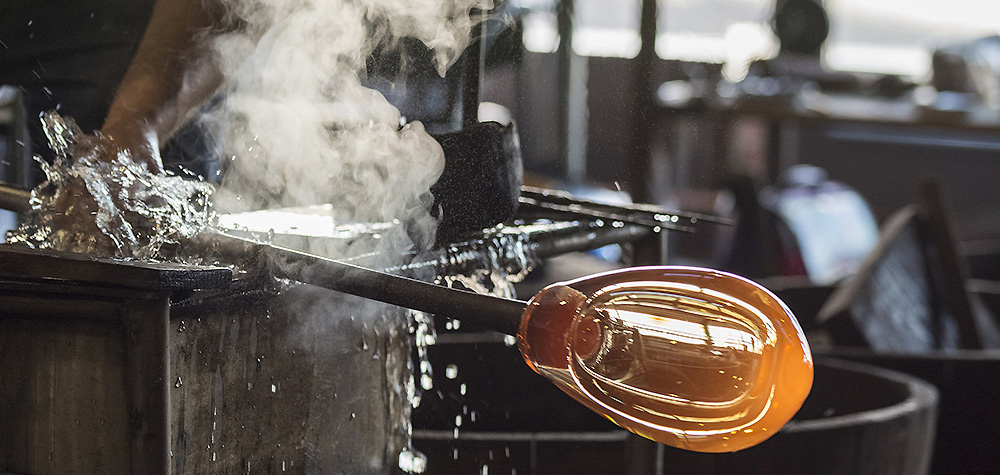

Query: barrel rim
[781,357,939,433]
[820,346,1000,361]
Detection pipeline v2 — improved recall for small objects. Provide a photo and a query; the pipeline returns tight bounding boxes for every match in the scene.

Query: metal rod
[462,4,489,128]
[556,0,588,185]
[0,183,31,213]
[627,0,658,203]
[375,220,655,278]
[218,231,527,336]
[518,197,695,232]
[530,222,653,257]
[521,185,731,225]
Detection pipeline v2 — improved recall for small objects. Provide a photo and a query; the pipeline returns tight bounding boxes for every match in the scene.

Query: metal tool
[207,230,812,454]
[0,180,811,453]
[0,183,31,214]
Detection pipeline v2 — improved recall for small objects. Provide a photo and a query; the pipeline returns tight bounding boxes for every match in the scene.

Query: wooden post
[917,180,981,349]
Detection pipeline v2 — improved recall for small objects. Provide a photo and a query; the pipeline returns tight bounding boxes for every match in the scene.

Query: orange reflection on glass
[518,266,813,453]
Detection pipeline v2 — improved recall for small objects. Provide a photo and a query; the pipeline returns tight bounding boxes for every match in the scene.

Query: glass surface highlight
[518,266,813,453]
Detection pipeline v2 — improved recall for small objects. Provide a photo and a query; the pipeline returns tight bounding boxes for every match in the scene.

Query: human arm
[100,0,230,173]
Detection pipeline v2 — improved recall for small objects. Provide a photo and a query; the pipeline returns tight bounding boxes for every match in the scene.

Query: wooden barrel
[825,348,1000,474]
[660,358,938,475]
[412,338,938,475]
[411,336,636,475]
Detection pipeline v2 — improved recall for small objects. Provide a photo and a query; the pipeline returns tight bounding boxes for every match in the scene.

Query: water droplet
[445,364,458,379]
[398,447,427,473]
[455,415,462,427]
[177,320,186,332]
[271,384,277,393]
[459,384,467,395]
[174,377,183,388]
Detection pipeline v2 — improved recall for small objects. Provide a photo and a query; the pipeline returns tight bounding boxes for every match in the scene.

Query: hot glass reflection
[518,266,813,453]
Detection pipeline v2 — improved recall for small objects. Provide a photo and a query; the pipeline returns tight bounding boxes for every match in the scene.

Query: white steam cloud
[206,0,491,255]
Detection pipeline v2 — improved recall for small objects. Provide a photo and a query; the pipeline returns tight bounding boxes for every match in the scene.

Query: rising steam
[206,0,492,256]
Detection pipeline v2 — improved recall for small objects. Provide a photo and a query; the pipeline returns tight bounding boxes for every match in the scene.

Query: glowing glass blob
[517,266,813,453]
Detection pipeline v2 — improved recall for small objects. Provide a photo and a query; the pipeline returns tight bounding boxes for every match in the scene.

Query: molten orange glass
[517,266,813,453]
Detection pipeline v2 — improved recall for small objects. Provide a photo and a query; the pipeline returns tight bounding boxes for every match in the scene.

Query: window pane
[656,0,776,70]
[518,0,641,57]
[575,0,641,57]
[825,0,1000,77]
[521,1,560,54]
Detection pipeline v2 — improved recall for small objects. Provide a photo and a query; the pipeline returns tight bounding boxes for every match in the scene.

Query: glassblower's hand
[41,117,158,256]
[100,120,166,174]
[26,113,211,259]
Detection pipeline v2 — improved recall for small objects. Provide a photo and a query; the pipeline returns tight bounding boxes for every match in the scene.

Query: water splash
[403,226,541,471]
[398,446,427,474]
[435,227,539,298]
[7,113,214,260]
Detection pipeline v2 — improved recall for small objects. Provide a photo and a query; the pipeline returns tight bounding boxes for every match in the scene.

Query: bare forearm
[101,0,227,170]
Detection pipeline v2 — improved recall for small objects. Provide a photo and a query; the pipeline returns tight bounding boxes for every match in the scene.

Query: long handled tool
[0,182,811,453]
[209,230,813,454]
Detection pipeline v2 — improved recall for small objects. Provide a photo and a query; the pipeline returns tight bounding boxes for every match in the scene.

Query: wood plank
[917,181,982,348]
[0,245,231,291]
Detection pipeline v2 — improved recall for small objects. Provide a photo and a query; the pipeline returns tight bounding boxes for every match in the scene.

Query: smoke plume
[205,0,491,257]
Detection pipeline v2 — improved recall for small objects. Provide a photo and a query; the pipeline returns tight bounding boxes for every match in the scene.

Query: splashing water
[402,225,539,403]
[435,227,539,298]
[7,113,214,260]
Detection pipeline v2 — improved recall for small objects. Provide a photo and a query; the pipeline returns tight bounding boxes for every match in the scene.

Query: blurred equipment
[430,121,524,244]
[933,35,1000,110]
[817,181,1000,351]
[814,182,1000,474]
[762,164,879,285]
[0,86,30,241]
[773,0,829,56]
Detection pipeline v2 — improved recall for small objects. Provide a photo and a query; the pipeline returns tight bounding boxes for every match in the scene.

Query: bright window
[518,0,1000,79]
[519,0,642,57]
[655,0,775,66]
[825,0,1000,78]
